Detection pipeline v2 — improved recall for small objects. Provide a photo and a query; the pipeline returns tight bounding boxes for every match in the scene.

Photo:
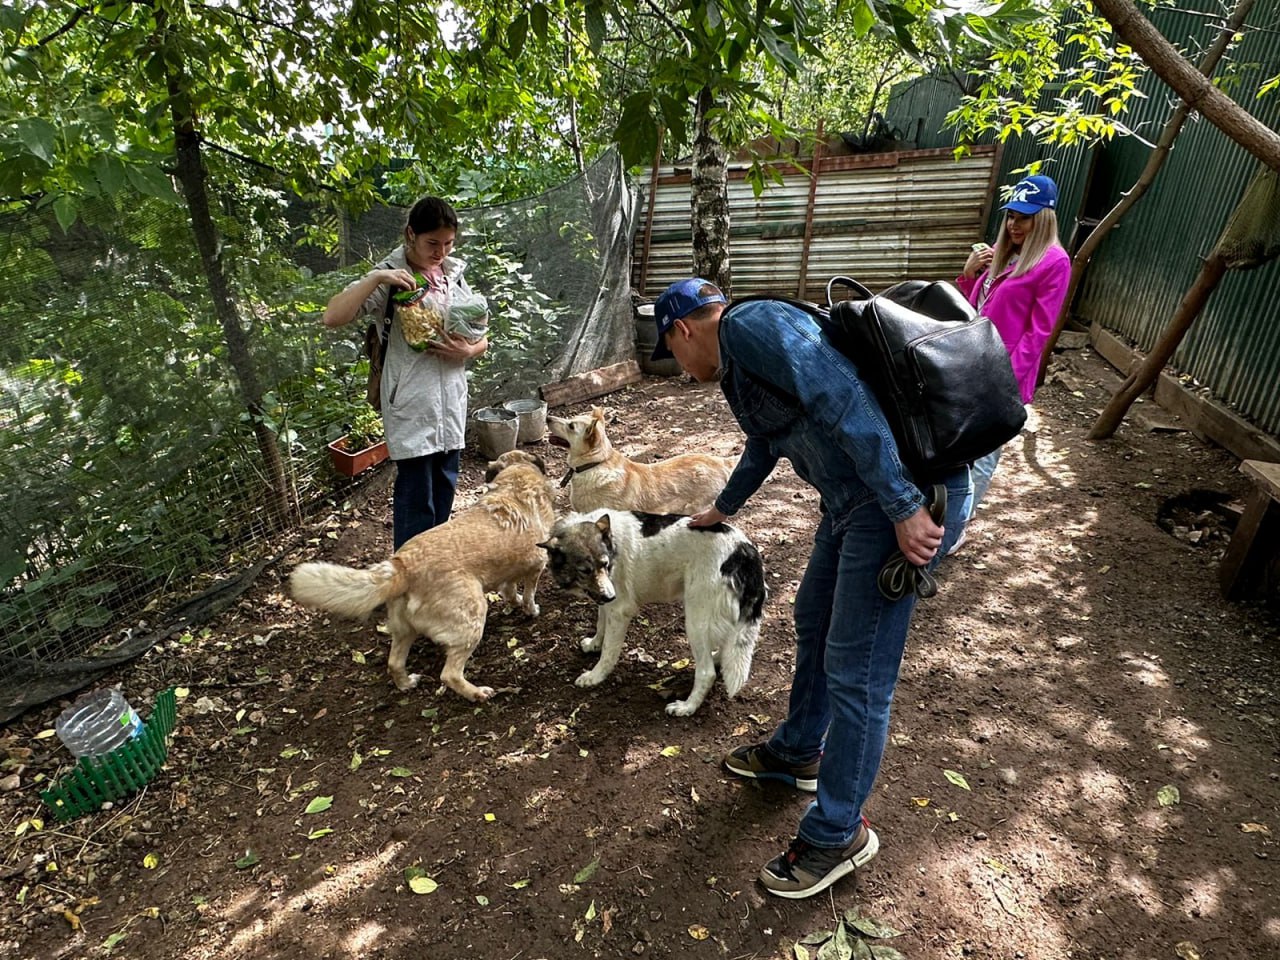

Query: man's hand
[688,505,728,528]
[894,504,944,566]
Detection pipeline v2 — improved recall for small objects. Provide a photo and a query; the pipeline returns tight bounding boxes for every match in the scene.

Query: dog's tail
[289,559,407,619]
[719,541,767,698]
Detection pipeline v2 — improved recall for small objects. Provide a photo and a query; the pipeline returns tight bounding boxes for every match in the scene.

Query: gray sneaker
[722,742,820,792]
[758,819,880,899]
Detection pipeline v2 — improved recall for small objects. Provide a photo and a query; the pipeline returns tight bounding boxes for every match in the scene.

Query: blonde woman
[955,174,1071,525]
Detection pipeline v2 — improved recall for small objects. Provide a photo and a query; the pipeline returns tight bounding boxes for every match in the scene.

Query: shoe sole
[760,828,880,900]
[722,759,817,793]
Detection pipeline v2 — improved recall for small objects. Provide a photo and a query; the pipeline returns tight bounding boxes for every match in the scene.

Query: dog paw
[471,686,495,702]
[665,699,700,717]
[575,670,604,688]
[580,636,601,653]
[524,602,540,617]
[394,673,422,692]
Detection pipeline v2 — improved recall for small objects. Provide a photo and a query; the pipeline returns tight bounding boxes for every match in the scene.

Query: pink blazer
[956,245,1071,404]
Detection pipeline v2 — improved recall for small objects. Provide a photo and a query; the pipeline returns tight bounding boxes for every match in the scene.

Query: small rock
[973,831,988,841]
[0,773,20,792]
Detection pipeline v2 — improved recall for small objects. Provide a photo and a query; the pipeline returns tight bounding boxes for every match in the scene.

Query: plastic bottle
[55,688,145,760]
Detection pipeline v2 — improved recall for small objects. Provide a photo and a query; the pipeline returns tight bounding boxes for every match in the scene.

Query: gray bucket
[634,303,682,377]
[502,398,548,444]
[471,407,519,460]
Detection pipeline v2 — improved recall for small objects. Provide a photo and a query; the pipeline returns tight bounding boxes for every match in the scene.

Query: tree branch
[1093,0,1280,171]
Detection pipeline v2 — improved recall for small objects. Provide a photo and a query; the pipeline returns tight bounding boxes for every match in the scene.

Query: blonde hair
[990,207,1062,278]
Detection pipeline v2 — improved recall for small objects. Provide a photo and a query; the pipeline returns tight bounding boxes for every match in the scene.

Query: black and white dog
[538,510,766,716]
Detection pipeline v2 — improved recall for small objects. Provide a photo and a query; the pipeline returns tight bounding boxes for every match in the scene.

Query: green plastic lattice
[40,687,178,822]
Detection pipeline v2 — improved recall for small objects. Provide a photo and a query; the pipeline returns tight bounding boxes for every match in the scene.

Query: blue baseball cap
[1001,174,1058,215]
[651,278,727,360]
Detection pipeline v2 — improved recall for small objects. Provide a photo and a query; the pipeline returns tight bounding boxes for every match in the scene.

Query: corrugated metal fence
[990,0,1280,435]
[632,147,997,303]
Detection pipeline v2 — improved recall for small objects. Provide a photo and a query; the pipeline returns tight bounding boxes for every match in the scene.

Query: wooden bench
[1218,460,1280,601]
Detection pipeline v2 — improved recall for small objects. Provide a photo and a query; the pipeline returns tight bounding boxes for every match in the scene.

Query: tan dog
[289,450,555,702]
[547,406,736,514]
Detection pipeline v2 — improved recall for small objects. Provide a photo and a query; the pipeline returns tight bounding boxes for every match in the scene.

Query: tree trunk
[1037,0,1256,386]
[690,84,731,294]
[161,22,296,529]
[1087,252,1228,439]
[1093,0,1280,172]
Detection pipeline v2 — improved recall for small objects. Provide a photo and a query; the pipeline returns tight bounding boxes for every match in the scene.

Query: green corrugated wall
[993,0,1280,434]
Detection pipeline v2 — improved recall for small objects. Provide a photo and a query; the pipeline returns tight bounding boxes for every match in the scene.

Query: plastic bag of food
[447,288,489,341]
[394,280,449,351]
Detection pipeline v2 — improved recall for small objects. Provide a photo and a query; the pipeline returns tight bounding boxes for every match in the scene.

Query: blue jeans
[767,470,971,848]
[393,450,461,550]
[968,448,1002,518]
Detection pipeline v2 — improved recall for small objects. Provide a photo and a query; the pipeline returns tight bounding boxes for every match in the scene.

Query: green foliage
[944,1,1149,149]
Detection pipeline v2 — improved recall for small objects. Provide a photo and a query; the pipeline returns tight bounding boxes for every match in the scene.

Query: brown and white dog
[289,450,555,702]
[547,406,737,514]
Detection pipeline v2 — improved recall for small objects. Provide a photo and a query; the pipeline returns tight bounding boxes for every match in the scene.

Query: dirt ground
[2,344,1278,960]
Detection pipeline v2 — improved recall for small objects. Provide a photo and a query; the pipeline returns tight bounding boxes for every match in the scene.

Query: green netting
[1215,165,1280,270]
[0,151,636,721]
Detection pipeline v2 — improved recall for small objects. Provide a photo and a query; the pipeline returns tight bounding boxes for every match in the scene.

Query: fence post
[637,129,665,297]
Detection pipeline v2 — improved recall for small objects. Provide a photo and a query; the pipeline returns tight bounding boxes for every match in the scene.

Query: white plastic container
[55,688,144,760]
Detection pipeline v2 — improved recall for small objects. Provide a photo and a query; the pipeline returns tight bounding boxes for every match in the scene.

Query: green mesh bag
[40,687,178,822]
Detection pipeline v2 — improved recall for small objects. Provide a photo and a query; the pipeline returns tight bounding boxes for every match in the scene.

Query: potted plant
[327,408,389,477]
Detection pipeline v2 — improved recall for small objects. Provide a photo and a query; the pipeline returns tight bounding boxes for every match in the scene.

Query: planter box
[327,436,389,477]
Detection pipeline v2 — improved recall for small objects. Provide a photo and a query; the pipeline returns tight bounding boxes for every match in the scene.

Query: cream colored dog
[289,450,555,702]
[547,406,736,514]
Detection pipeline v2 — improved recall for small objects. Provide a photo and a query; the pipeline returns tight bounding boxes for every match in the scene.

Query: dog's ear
[594,514,612,535]
[484,461,502,483]
[528,453,547,475]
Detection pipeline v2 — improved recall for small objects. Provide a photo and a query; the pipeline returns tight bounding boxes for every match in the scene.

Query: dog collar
[559,461,603,487]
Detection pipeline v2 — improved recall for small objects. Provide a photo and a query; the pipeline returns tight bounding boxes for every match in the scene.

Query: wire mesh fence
[0,150,636,720]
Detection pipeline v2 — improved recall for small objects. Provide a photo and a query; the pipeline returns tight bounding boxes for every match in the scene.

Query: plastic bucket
[634,303,683,377]
[502,399,548,444]
[471,407,520,460]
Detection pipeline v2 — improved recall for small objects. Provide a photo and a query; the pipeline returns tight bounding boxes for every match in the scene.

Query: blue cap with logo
[1001,174,1058,215]
[651,278,727,360]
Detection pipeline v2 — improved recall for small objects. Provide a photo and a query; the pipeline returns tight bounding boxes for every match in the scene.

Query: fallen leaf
[304,795,334,814]
[574,857,600,883]
[389,767,413,778]
[484,813,496,822]
[1240,822,1272,837]
[671,658,690,669]
[585,900,597,921]
[280,747,302,759]
[847,913,903,938]
[351,650,366,664]
[1174,942,1202,960]
[103,932,128,952]
[174,687,190,699]
[795,946,812,960]
[509,878,531,889]
[910,797,930,807]
[234,850,259,870]
[475,895,489,905]
[142,853,159,869]
[1156,784,1181,807]
[688,924,710,940]
[34,729,56,740]
[660,745,682,758]
[943,769,971,791]
[409,875,438,895]
[63,909,80,931]
[307,828,334,839]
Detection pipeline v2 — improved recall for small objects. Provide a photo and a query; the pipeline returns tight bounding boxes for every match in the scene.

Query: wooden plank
[539,360,643,409]
[1242,459,1280,498]
[1218,486,1280,600]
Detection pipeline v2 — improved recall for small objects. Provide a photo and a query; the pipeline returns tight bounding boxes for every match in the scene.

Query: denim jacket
[714,299,926,526]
